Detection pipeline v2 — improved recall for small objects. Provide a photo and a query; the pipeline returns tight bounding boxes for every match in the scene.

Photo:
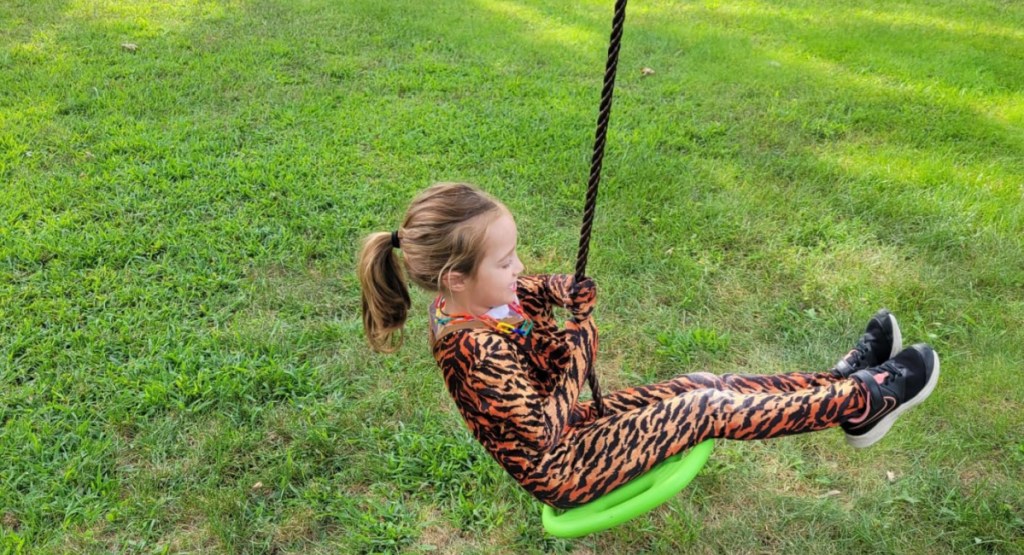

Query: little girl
[358,182,940,509]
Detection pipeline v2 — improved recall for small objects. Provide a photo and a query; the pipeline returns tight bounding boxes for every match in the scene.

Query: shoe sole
[887,313,903,360]
[846,348,939,449]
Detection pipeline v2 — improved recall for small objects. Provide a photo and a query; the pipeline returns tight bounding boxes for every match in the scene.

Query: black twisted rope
[575,0,628,418]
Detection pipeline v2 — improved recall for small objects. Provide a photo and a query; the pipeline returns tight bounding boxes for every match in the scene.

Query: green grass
[2,0,1023,552]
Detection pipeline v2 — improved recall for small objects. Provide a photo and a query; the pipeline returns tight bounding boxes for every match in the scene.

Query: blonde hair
[357,183,507,352]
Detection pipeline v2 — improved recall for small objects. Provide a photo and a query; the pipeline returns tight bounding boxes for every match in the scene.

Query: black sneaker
[842,344,940,448]
[831,308,902,378]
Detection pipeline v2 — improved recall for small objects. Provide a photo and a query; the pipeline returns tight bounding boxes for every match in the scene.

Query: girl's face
[457,211,524,313]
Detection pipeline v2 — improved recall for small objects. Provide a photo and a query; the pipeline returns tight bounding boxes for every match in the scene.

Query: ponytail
[357,232,412,353]
[357,183,506,352]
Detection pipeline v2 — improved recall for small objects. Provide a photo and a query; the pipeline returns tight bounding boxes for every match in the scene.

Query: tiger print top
[430,274,598,488]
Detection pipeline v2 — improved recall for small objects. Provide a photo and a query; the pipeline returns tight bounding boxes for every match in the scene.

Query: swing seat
[541,439,714,538]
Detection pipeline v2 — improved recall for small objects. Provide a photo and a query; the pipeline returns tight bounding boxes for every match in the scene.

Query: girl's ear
[442,271,468,293]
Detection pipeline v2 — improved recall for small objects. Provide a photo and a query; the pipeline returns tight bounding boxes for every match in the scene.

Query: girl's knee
[685,371,724,389]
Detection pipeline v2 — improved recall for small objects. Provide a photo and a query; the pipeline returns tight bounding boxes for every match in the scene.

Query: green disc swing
[541,0,713,538]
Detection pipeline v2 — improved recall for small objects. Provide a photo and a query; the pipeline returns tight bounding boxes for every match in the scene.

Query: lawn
[1,0,1023,553]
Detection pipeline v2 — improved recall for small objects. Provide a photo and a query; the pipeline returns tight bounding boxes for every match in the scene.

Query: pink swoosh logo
[850,396,897,430]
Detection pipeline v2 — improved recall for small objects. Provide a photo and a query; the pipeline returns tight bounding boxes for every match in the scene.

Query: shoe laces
[846,339,870,366]
[876,359,902,385]
[850,330,881,365]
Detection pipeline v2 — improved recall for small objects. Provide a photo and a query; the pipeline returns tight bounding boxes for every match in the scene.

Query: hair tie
[390,230,401,249]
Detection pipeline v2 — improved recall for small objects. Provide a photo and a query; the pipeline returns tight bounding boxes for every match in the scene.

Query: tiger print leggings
[524,370,867,508]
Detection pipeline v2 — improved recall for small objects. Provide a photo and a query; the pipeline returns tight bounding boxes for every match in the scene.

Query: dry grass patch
[416,509,483,554]
[163,516,224,554]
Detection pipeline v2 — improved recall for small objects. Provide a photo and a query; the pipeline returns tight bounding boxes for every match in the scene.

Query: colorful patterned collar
[431,296,534,338]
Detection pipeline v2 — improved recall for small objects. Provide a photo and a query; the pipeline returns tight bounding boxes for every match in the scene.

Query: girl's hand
[540,274,597,321]
[567,277,596,321]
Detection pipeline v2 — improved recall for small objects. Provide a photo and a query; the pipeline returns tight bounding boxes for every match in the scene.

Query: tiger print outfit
[431,275,868,509]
